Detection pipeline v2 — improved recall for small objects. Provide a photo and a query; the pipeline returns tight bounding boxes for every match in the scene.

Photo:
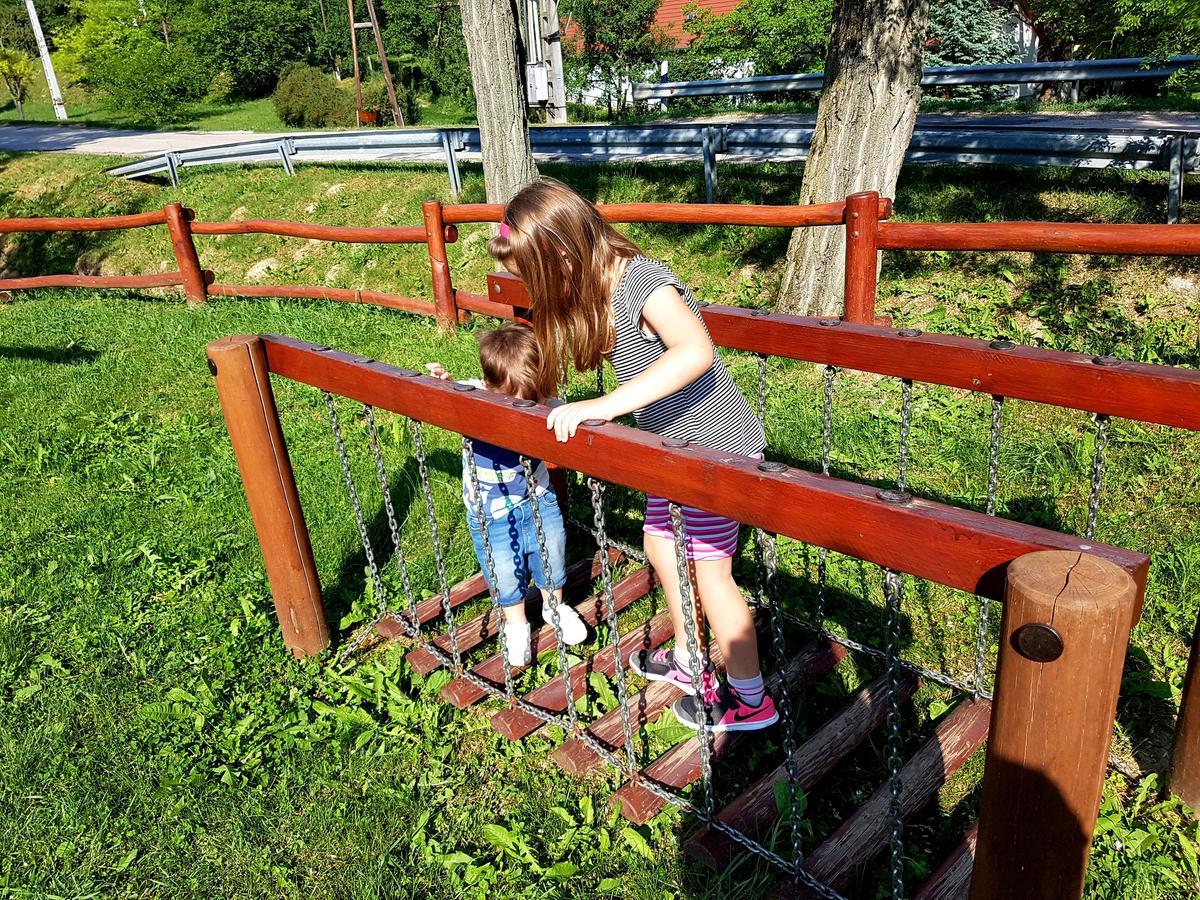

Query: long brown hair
[488,178,641,397]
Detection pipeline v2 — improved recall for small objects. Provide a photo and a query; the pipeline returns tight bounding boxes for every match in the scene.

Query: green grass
[2,153,1200,897]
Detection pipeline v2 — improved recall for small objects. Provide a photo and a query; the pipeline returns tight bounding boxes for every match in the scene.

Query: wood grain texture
[440,198,890,227]
[209,284,435,316]
[914,823,978,900]
[374,571,489,639]
[0,273,185,290]
[258,336,1150,600]
[880,221,1200,255]
[422,200,457,330]
[206,336,328,656]
[1170,615,1200,816]
[164,203,207,305]
[970,551,1138,900]
[842,191,881,324]
[615,639,848,824]
[440,566,657,708]
[191,219,428,243]
[783,698,991,898]
[686,672,919,869]
[0,209,169,231]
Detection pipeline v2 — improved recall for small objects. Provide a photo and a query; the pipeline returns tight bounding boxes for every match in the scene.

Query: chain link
[588,478,637,770]
[897,379,913,494]
[815,366,836,626]
[974,396,1005,698]
[1086,413,1109,541]
[884,569,906,900]
[522,455,580,734]
[761,529,805,868]
[323,394,396,662]
[669,501,715,815]
[464,437,516,699]
[365,406,417,629]
[409,419,461,668]
[756,353,768,422]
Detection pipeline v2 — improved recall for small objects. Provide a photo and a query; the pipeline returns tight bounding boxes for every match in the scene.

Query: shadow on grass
[0,343,101,365]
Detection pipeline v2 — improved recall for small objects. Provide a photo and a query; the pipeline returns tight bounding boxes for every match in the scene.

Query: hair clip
[499,221,511,239]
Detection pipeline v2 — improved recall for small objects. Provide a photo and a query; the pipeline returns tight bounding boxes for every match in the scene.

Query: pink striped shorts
[643,497,741,561]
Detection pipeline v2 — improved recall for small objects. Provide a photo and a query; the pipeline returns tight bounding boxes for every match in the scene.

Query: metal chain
[596,365,605,397]
[815,366,836,626]
[408,418,461,669]
[365,406,417,630]
[588,477,637,769]
[323,394,395,663]
[762,529,805,868]
[1085,413,1109,541]
[897,379,913,494]
[756,353,768,422]
[669,501,715,814]
[974,396,1005,698]
[522,455,580,734]
[464,437,516,699]
[883,569,906,900]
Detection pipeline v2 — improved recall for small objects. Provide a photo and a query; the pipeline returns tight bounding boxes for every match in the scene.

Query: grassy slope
[2,154,1200,898]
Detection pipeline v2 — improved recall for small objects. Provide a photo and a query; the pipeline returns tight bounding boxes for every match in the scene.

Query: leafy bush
[91,39,210,122]
[361,77,419,125]
[272,65,352,128]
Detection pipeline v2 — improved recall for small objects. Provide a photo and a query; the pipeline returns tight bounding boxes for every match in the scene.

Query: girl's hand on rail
[546,397,615,443]
[425,362,452,381]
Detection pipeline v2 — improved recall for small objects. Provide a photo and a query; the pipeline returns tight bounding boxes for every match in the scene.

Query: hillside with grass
[2,153,1200,897]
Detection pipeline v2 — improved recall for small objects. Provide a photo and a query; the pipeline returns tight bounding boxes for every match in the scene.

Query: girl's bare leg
[693,556,760,680]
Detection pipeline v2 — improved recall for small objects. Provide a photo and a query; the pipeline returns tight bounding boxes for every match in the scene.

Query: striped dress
[609,256,765,559]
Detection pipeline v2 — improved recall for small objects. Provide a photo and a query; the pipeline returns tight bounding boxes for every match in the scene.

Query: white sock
[728,672,766,707]
[672,646,698,676]
[503,621,531,665]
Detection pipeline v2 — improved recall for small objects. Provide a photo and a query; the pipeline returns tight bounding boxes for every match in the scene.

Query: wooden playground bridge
[4,194,1200,897]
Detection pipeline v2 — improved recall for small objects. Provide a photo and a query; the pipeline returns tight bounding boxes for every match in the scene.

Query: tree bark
[459,0,539,203]
[775,0,929,317]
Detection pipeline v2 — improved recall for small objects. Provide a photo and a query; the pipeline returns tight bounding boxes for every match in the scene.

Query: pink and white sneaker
[629,648,709,691]
[673,681,779,732]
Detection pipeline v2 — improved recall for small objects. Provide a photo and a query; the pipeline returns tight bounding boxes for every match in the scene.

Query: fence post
[1168,133,1184,225]
[969,550,1138,900]
[164,202,208,306]
[207,335,329,657]
[423,199,459,331]
[843,191,880,324]
[1170,615,1200,817]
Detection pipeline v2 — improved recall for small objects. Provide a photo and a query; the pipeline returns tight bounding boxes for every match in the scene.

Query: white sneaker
[541,602,588,645]
[502,621,532,667]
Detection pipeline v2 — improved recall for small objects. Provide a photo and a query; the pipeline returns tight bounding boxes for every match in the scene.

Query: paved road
[0,111,1195,161]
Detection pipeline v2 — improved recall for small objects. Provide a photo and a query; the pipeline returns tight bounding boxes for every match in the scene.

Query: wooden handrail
[0,209,170,232]
[256,333,1149,600]
[879,220,1200,255]
[191,219,430,244]
[441,198,892,227]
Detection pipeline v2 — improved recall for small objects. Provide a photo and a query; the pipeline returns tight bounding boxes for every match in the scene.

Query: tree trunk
[14,98,23,121]
[775,0,929,317]
[459,0,539,203]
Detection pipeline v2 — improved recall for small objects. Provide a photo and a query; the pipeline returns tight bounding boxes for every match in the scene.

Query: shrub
[272,65,352,128]
[361,77,419,125]
[91,39,209,123]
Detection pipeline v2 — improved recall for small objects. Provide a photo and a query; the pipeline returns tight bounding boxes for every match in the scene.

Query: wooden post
[423,199,459,331]
[970,550,1139,900]
[164,203,207,306]
[843,191,880,325]
[207,335,329,657]
[1170,614,1200,816]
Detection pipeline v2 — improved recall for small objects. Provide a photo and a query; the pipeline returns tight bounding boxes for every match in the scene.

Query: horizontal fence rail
[258,334,1148,599]
[105,119,1198,219]
[633,55,1200,100]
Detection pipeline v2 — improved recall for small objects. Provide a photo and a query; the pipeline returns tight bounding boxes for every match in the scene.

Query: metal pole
[24,0,66,121]
[347,0,362,124]
[539,0,567,123]
[1168,133,1184,225]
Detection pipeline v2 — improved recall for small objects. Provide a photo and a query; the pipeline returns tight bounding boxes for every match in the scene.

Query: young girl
[488,179,776,732]
[426,324,588,666]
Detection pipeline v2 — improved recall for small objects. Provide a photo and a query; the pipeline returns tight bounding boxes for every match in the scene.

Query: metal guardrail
[633,55,1200,101]
[106,120,1198,222]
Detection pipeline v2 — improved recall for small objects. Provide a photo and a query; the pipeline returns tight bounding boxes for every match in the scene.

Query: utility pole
[346,0,403,126]
[538,0,567,123]
[24,0,66,121]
